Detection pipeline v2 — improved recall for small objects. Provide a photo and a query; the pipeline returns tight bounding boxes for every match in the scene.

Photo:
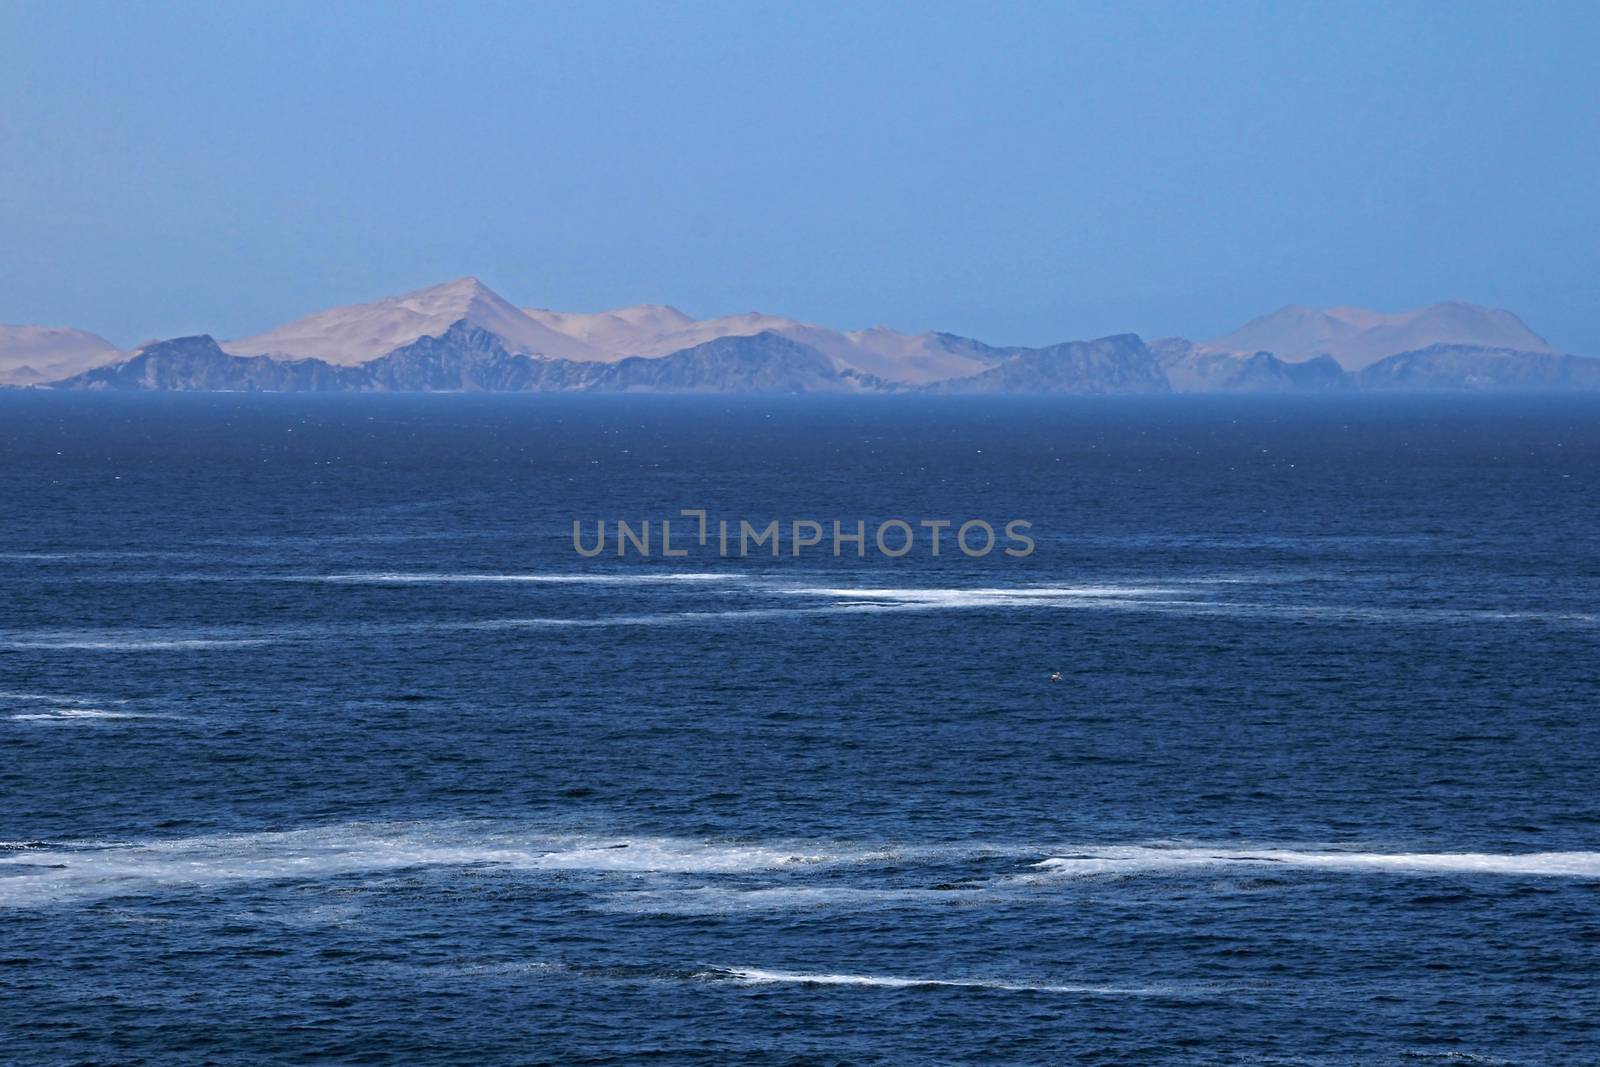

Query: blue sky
[2,0,1596,351]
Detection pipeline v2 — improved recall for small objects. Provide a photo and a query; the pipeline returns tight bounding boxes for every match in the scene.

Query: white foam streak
[1031,846,1600,879]
[714,967,1165,997]
[0,690,123,704]
[601,885,966,914]
[776,584,1178,611]
[301,572,735,585]
[0,622,279,650]
[0,823,837,907]
[5,824,1595,909]
[7,707,160,722]
[769,581,1598,627]
[449,605,848,631]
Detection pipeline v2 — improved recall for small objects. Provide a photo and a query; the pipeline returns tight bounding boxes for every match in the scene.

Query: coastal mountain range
[4,277,1595,393]
[0,325,124,387]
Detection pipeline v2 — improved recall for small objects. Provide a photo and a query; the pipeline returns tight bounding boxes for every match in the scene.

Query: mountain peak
[1204,301,1555,370]
[389,276,520,320]
[414,275,496,302]
[224,278,603,366]
[0,323,123,386]
[617,303,691,318]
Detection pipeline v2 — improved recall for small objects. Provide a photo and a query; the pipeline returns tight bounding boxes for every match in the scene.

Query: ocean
[2,393,1597,1065]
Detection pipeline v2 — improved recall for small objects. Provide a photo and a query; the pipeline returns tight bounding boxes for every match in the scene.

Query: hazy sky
[2,0,1597,351]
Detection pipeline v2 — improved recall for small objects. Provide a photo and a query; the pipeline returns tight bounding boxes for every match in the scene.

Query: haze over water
[2,393,1598,1064]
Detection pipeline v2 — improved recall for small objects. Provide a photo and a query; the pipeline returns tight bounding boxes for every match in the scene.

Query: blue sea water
[1,393,1597,1065]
